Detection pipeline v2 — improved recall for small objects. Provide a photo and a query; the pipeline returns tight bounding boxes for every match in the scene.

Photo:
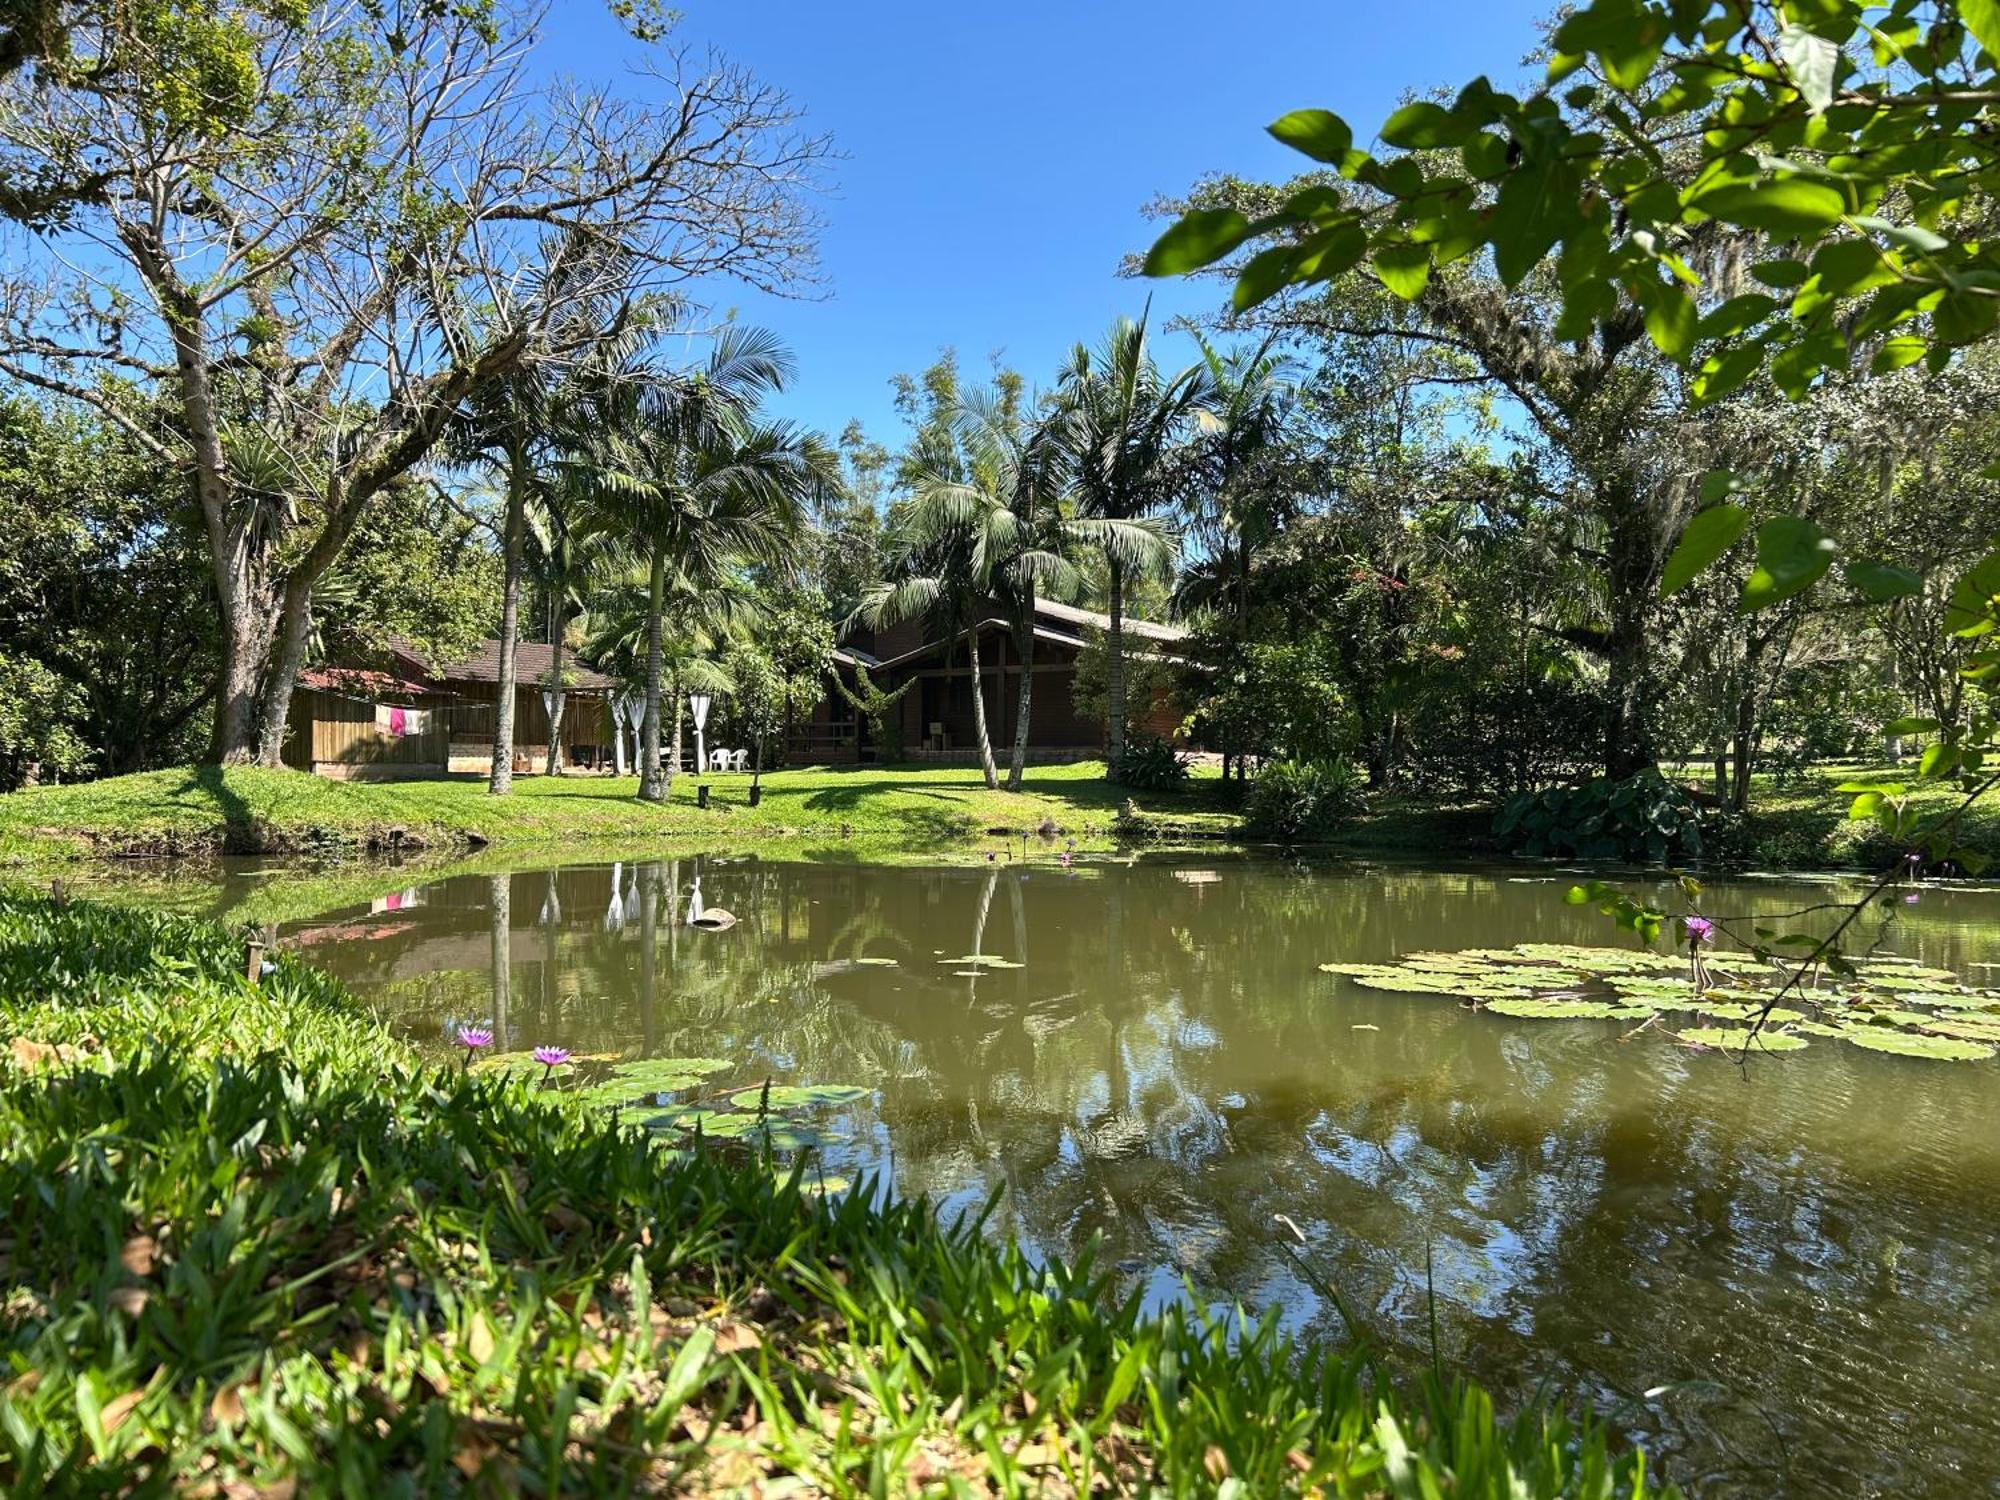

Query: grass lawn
[9,758,1997,879]
[0,762,1244,866]
[1689,763,2000,871]
[0,891,1672,1495]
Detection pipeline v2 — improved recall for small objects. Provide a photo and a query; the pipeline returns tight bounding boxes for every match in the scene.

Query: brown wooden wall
[282,690,449,779]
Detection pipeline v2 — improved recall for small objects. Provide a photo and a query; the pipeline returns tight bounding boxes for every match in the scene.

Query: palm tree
[524,476,627,775]
[1055,309,1209,774]
[573,328,826,803]
[899,382,1170,791]
[1180,332,1305,780]
[444,367,560,795]
[862,484,998,785]
[585,562,754,775]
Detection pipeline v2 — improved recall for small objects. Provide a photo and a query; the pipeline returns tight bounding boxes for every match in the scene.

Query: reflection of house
[791,599,1189,765]
[283,639,618,780]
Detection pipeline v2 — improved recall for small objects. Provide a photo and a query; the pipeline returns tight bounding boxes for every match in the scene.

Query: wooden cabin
[283,640,618,780]
[790,599,1189,765]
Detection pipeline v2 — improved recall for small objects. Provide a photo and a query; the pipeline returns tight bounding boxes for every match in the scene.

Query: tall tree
[0,2,829,765]
[1180,332,1306,776]
[577,328,824,803]
[904,382,1168,790]
[1055,311,1205,774]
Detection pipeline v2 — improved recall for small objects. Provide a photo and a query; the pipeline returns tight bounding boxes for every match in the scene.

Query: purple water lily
[533,1045,571,1084]
[1683,916,1715,991]
[454,1023,494,1068]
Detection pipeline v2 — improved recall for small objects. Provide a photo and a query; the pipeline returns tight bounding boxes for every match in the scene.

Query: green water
[169,854,2000,1495]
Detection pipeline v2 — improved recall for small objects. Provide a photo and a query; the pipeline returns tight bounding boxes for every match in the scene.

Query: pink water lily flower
[1683,916,1715,946]
[533,1045,572,1084]
[454,1024,494,1068]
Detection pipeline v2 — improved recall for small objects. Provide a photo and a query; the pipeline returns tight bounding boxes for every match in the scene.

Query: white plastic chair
[728,748,749,772]
[709,746,731,772]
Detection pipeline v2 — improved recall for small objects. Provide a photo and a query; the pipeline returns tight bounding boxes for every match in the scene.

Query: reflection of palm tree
[488,873,511,1048]
[638,865,659,1054]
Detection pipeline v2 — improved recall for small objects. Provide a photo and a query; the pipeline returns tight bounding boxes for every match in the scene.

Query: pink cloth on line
[389,707,406,736]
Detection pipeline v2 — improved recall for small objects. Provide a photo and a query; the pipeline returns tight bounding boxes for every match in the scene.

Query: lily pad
[1846,1030,1995,1061]
[645,1110,834,1149]
[1484,997,1637,1019]
[727,1083,870,1111]
[1697,1002,1806,1025]
[1917,1018,2000,1042]
[579,1056,732,1106]
[1677,1026,1809,1053]
[939,954,1024,970]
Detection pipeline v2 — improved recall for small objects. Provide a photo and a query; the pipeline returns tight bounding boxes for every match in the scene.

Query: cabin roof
[391,638,618,692]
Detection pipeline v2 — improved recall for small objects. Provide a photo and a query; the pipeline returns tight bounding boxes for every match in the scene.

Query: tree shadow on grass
[799,783,969,812]
[168,765,261,852]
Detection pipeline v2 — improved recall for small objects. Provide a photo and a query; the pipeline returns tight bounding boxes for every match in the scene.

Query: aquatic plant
[1321,942,2000,1062]
[532,1045,571,1083]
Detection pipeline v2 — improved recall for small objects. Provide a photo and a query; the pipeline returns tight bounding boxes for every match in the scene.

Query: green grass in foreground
[0,893,1672,1496]
[0,763,1243,866]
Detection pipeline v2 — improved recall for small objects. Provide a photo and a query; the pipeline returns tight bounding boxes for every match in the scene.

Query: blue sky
[542,1,1550,446]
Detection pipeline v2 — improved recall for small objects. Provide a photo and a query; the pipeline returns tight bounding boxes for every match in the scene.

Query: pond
[161,853,2000,1496]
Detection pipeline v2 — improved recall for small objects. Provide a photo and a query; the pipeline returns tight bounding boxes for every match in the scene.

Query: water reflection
[268,855,2000,1498]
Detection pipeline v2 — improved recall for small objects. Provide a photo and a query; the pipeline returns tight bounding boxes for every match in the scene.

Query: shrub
[1494,770,1705,864]
[1112,732,1190,790]
[1245,759,1367,841]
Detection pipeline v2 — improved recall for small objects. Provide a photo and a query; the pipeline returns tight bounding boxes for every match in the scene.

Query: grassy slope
[8,759,1993,879]
[0,762,1242,866]
[0,893,1672,1495]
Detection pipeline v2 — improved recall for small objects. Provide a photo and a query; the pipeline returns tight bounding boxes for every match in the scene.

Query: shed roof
[393,638,618,692]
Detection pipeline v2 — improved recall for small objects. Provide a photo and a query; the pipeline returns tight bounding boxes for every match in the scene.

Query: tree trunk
[1105,556,1128,775]
[1729,688,1757,814]
[490,444,529,795]
[967,626,998,789]
[210,570,276,765]
[1602,490,1662,779]
[488,873,511,1050]
[253,576,313,767]
[545,600,568,776]
[637,547,667,803]
[1007,608,1035,793]
[668,674,683,789]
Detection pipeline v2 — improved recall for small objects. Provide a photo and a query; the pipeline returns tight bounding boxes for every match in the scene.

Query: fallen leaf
[451,1423,499,1478]
[466,1313,496,1364]
[711,1320,762,1355]
[108,1286,151,1317]
[100,1388,144,1434]
[210,1383,250,1427]
[121,1234,158,1277]
[8,1037,61,1071]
